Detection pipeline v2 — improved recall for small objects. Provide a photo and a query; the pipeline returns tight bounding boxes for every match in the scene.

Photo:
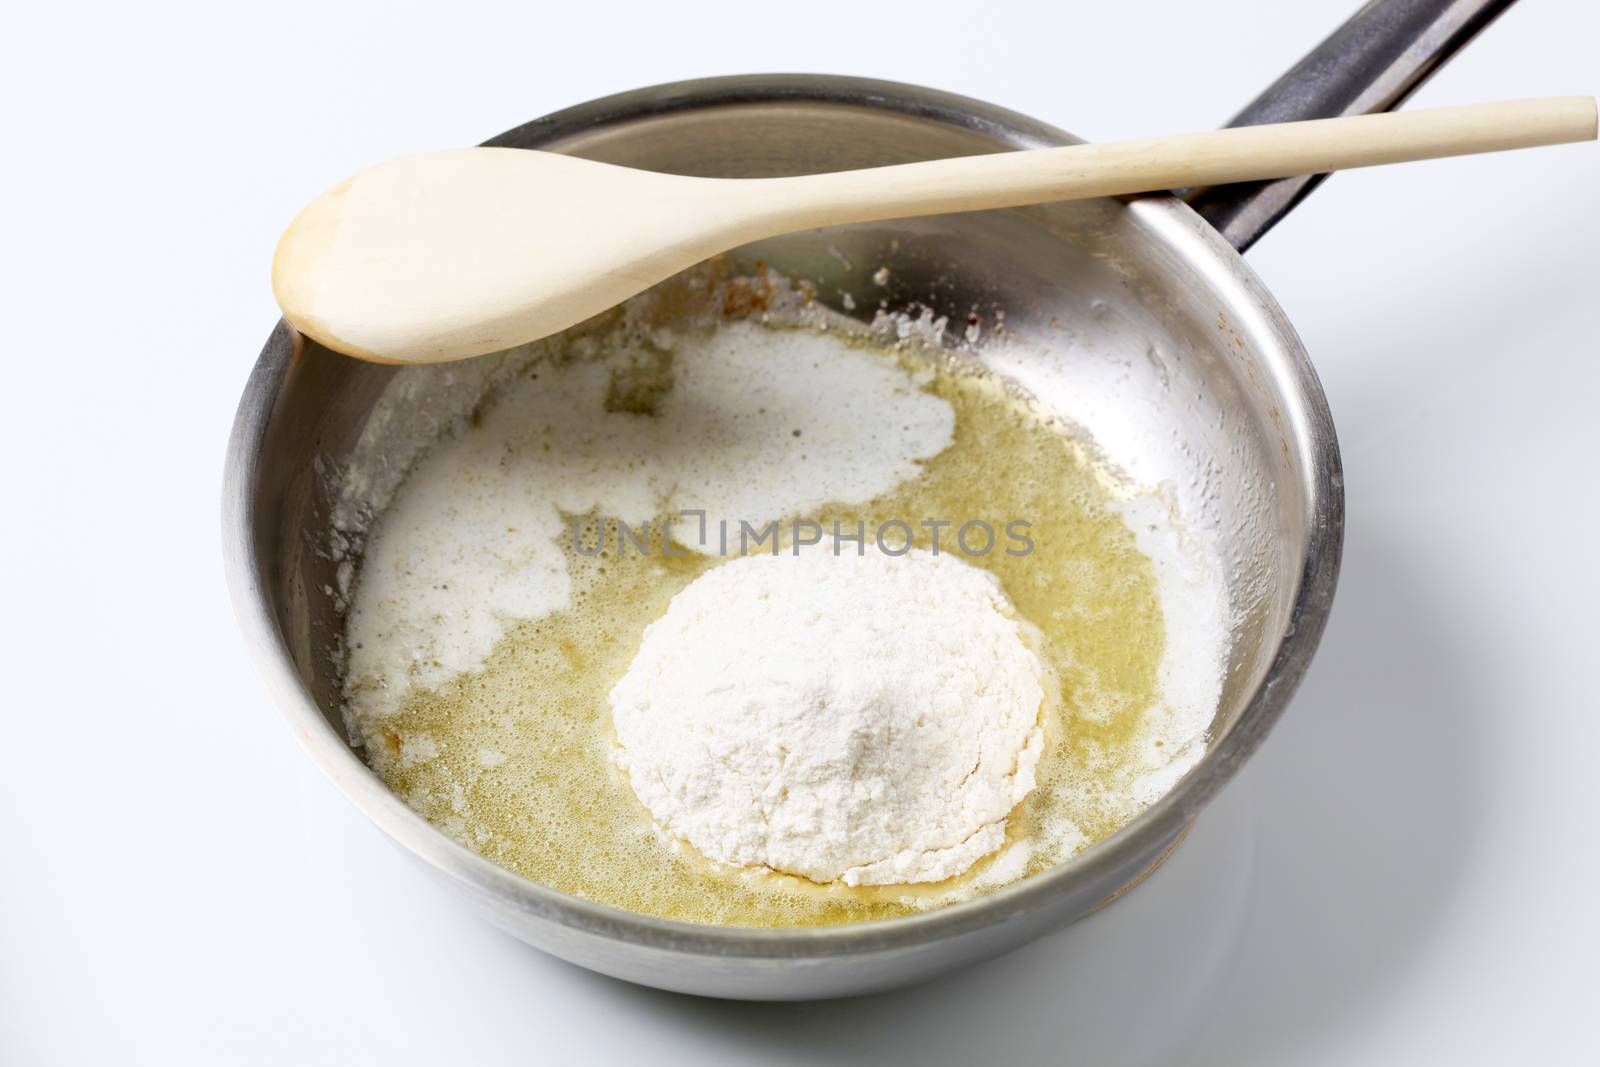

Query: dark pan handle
[1188,0,1519,252]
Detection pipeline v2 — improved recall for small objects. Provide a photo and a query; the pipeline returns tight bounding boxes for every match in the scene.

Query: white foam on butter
[342,319,955,720]
[1118,489,1229,805]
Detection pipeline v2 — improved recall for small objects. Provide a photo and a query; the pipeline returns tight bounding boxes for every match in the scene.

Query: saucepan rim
[222,73,1343,960]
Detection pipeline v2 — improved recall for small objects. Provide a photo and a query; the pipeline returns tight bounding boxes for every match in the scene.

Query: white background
[3,1,1597,1063]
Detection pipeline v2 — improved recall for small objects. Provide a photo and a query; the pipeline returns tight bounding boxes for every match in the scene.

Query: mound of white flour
[608,546,1047,886]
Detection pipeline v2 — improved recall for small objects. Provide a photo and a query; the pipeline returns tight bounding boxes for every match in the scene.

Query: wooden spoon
[273,96,1595,364]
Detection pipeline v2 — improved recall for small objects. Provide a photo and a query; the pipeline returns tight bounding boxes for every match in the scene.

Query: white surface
[2,1,1596,1062]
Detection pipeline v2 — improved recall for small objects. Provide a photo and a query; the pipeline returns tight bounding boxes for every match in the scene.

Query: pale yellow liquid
[354,325,1166,927]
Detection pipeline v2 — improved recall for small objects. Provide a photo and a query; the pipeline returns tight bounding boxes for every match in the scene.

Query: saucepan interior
[224,75,1340,998]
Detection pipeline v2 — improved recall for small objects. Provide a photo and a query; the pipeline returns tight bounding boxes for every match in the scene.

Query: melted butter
[359,327,1165,927]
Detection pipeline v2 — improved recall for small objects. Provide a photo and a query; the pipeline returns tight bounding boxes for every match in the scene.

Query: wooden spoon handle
[763,96,1597,228]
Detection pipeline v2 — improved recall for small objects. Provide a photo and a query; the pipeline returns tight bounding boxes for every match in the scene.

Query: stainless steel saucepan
[223,0,1517,998]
